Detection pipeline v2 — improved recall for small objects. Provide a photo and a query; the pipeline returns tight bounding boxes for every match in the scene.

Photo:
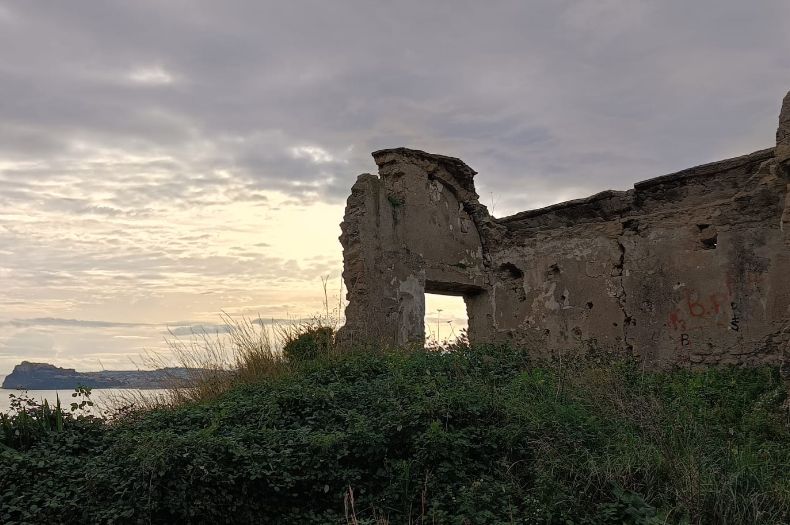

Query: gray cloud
[1,0,789,372]
[1,1,786,209]
[165,324,233,337]
[5,318,154,329]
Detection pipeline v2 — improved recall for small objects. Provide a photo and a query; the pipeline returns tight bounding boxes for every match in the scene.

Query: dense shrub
[1,346,788,524]
[282,326,334,362]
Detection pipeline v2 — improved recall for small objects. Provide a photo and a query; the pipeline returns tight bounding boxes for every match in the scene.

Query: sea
[0,376,169,415]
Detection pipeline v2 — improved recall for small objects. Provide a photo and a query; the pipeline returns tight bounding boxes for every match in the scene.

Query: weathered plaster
[337,92,790,367]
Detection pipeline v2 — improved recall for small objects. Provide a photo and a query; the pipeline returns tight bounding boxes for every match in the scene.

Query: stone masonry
[337,91,790,367]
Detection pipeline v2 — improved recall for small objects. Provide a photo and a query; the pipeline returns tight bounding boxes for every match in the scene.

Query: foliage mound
[1,344,788,524]
[282,325,334,362]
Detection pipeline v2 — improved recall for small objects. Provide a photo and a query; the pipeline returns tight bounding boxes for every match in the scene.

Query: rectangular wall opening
[424,293,468,347]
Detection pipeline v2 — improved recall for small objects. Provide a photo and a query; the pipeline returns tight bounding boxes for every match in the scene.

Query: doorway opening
[424,293,468,347]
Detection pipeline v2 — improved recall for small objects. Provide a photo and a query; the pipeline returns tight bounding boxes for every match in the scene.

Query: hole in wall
[425,293,468,347]
[697,224,718,250]
[498,262,524,280]
[701,235,718,250]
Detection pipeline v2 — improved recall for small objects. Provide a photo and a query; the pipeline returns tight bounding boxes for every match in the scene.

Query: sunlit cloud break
[126,65,176,86]
[290,145,343,164]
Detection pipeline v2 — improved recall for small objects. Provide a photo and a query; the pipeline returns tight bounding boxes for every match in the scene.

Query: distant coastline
[1,361,203,390]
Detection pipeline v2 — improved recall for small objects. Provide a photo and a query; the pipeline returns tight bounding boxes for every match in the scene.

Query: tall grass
[134,276,347,406]
[130,314,286,407]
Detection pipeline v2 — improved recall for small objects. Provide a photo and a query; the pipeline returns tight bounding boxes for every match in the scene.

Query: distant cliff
[1,361,201,390]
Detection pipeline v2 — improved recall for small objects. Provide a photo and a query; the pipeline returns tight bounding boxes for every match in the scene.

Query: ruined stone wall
[338,91,790,367]
[336,148,492,347]
[493,147,789,365]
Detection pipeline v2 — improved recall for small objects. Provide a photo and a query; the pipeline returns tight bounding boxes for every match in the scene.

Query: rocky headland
[2,361,199,390]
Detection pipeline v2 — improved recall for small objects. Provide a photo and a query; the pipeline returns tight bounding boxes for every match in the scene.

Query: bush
[282,326,334,362]
[1,347,788,524]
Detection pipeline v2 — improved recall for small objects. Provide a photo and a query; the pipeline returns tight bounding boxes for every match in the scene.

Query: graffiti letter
[730,302,740,331]
[668,309,685,331]
[686,293,706,317]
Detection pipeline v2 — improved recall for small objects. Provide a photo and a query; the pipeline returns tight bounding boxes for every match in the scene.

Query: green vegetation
[1,386,98,451]
[282,326,334,362]
[1,334,788,524]
[387,193,406,208]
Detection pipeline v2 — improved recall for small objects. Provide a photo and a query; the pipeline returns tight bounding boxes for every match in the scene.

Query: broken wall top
[497,147,777,234]
[372,147,480,199]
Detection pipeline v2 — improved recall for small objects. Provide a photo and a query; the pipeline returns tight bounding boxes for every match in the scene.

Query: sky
[1,1,789,375]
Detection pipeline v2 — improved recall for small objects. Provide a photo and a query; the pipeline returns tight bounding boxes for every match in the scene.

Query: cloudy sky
[1,1,789,375]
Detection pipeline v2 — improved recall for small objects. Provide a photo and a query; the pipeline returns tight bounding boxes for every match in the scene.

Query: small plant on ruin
[386,193,405,208]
